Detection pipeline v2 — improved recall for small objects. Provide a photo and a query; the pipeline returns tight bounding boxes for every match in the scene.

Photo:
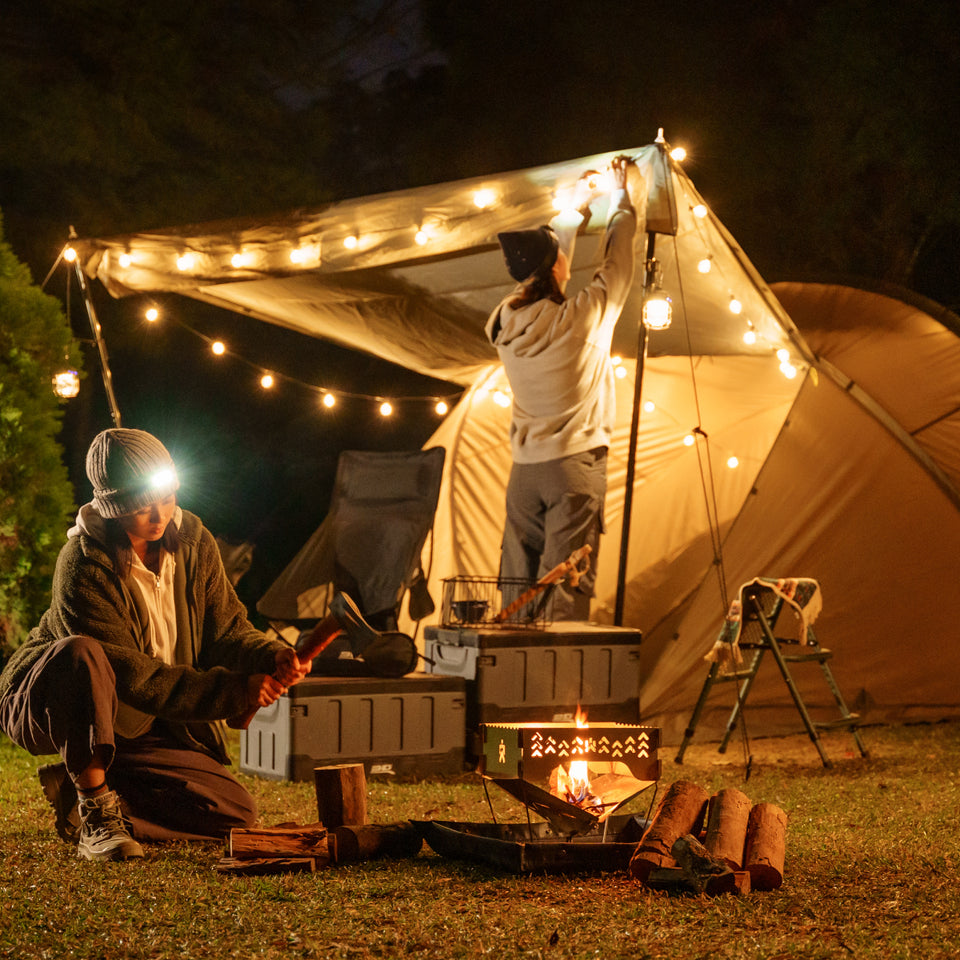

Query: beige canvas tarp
[72,143,960,742]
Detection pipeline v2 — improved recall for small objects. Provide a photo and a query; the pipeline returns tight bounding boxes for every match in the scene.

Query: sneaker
[37,762,80,844]
[329,592,380,656]
[77,790,144,862]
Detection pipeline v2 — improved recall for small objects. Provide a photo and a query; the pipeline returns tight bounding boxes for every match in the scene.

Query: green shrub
[0,213,82,654]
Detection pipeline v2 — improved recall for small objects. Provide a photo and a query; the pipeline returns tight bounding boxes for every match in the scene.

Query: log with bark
[314,763,368,829]
[743,802,788,890]
[227,823,332,863]
[628,780,710,882]
[333,821,423,863]
[704,787,752,869]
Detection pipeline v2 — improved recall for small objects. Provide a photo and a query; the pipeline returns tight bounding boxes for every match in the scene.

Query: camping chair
[674,577,868,768]
[257,447,446,635]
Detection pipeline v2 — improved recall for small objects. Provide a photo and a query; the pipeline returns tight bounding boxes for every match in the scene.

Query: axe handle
[493,545,592,624]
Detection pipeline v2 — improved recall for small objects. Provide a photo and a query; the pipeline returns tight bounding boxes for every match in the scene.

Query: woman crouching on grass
[0,428,374,861]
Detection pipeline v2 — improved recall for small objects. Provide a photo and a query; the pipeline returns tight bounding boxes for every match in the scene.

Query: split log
[228,824,331,863]
[743,802,787,890]
[628,780,710,882]
[333,821,423,863]
[216,856,318,876]
[704,787,752,869]
[672,834,734,892]
[314,763,367,829]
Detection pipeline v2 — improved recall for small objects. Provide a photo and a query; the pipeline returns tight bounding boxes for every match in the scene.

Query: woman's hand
[273,646,312,686]
[246,672,287,708]
[609,155,631,190]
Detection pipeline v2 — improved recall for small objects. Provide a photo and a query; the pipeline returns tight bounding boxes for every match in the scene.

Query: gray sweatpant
[0,635,258,841]
[500,447,607,622]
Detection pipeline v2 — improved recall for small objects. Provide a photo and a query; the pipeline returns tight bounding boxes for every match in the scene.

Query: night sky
[3,0,958,613]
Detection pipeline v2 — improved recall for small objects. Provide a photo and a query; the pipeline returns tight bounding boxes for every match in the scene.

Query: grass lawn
[1,722,958,959]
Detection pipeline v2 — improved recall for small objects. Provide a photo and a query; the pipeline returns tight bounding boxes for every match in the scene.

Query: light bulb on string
[260,373,275,389]
[683,434,696,447]
[435,399,449,416]
[211,341,226,356]
[776,348,790,362]
[493,390,512,408]
[729,298,743,314]
[176,253,195,271]
[692,204,708,219]
[343,235,359,249]
[322,392,336,409]
[472,188,496,209]
[118,253,132,268]
[643,400,656,414]
[144,306,160,323]
[670,146,687,162]
[63,246,78,263]
[414,228,429,246]
[743,328,758,345]
[697,257,712,274]
[780,361,798,380]
[727,456,740,469]
[379,401,393,417]
[52,370,80,398]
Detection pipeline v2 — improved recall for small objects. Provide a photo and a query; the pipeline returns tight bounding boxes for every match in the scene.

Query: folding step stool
[675,579,868,768]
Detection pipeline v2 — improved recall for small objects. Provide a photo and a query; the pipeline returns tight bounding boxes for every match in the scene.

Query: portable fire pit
[414,719,661,873]
[478,720,661,835]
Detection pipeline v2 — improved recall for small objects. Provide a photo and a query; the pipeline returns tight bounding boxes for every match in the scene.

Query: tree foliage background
[0,0,957,627]
[0,219,82,652]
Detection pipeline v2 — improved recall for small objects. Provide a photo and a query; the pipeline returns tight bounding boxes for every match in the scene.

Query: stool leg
[675,661,722,763]
[718,649,764,754]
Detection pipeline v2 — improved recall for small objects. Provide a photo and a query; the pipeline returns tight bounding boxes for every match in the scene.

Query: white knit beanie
[85,428,180,519]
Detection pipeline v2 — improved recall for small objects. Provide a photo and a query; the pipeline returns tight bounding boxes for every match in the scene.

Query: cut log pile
[628,780,787,896]
[215,763,423,876]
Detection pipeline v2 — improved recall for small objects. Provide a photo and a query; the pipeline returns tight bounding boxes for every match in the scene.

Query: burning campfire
[478,714,661,835]
[550,707,602,810]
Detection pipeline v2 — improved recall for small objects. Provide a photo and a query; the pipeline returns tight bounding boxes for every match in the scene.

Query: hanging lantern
[642,257,673,330]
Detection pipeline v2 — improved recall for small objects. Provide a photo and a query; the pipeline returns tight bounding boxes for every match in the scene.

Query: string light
[729,298,743,314]
[211,341,226,355]
[435,399,449,415]
[492,390,511,408]
[176,253,195,271]
[343,235,359,249]
[643,400,656,413]
[63,246,77,263]
[670,146,687,162]
[727,456,740,469]
[260,373,275,389]
[118,253,132,268]
[743,328,757,345]
[692,204,708,218]
[52,370,80,398]
[145,307,160,323]
[683,434,696,447]
[414,228,429,246]
[379,401,393,417]
[697,257,712,274]
[231,251,255,268]
[322,393,337,408]
[472,188,496,209]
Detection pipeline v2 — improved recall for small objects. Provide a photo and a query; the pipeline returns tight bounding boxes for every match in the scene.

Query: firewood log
[228,825,330,863]
[215,856,318,876]
[704,787,752,869]
[628,780,710,882]
[332,822,423,863]
[743,802,787,890]
[314,763,367,829]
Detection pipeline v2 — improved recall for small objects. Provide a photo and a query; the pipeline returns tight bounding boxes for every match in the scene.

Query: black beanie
[497,226,559,282]
[85,428,180,519]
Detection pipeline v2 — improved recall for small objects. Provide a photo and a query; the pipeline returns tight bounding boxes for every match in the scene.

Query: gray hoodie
[484,188,637,464]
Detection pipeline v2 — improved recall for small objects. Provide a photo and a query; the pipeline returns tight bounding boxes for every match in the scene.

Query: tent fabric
[72,143,960,744]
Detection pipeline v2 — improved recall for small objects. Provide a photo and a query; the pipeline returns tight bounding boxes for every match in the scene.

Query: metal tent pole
[72,258,122,427]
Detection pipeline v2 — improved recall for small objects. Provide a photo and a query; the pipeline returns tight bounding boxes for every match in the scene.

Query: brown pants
[0,636,257,841]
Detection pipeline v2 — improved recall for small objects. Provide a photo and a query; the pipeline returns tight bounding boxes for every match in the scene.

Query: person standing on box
[485,156,640,621]
[0,428,386,861]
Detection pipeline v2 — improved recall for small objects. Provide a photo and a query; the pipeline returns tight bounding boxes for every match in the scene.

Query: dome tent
[72,141,960,742]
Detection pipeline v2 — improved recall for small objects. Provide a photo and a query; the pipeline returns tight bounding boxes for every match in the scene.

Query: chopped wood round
[313,763,367,829]
[704,787,752,869]
[744,802,788,890]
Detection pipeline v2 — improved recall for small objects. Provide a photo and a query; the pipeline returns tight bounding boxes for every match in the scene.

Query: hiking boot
[37,762,80,844]
[329,592,380,656]
[77,790,144,862]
